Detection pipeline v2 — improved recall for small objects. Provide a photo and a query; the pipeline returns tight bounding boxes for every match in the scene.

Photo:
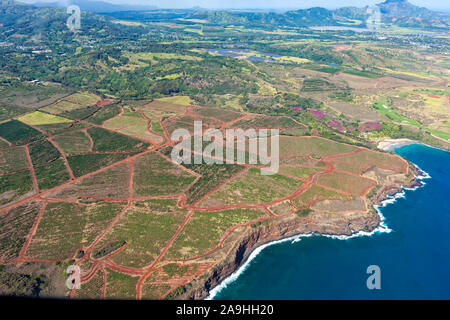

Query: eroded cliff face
[176,163,421,300]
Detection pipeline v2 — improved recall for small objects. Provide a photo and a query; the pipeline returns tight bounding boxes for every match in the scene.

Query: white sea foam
[205,163,430,300]
[206,233,309,300]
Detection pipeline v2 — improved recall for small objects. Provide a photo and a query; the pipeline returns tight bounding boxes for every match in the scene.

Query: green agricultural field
[142,284,172,300]
[151,120,165,136]
[133,152,197,197]
[278,166,324,180]
[87,127,149,153]
[293,184,349,209]
[308,66,341,74]
[166,208,265,259]
[316,171,376,196]
[61,92,100,107]
[0,171,34,207]
[95,200,188,268]
[199,168,303,207]
[86,104,121,125]
[182,162,245,205]
[72,270,104,299]
[61,105,99,120]
[105,269,139,299]
[28,140,61,166]
[163,115,222,137]
[156,96,193,106]
[0,83,71,116]
[162,264,189,278]
[0,120,42,144]
[0,105,27,123]
[302,79,339,92]
[0,146,29,174]
[278,136,358,158]
[51,131,92,155]
[92,240,126,259]
[67,152,136,178]
[0,201,43,264]
[25,202,125,261]
[343,70,382,78]
[232,115,302,129]
[42,92,100,116]
[46,163,130,199]
[331,149,405,174]
[17,111,72,127]
[34,159,70,191]
[103,114,163,144]
[193,107,243,122]
[137,101,186,118]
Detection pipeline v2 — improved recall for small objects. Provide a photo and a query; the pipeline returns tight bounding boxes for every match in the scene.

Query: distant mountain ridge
[31,0,158,13]
[185,0,449,29]
[26,0,450,29]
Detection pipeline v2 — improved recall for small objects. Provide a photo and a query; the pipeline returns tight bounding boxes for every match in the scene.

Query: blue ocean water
[213,144,450,300]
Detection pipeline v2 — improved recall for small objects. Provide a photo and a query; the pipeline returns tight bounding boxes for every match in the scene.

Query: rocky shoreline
[175,164,423,300]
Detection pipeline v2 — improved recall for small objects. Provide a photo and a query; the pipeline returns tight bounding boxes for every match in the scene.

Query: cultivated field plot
[232,114,304,130]
[42,92,100,118]
[316,171,376,196]
[87,127,149,153]
[86,104,121,125]
[0,94,412,300]
[133,152,197,197]
[278,166,324,180]
[34,159,71,191]
[104,269,139,299]
[198,168,303,207]
[166,208,265,260]
[163,115,223,137]
[51,131,92,155]
[156,96,193,106]
[17,111,73,133]
[67,152,135,178]
[0,84,72,120]
[25,202,126,261]
[0,201,43,264]
[0,170,35,208]
[330,149,406,174]
[142,262,212,300]
[46,162,130,199]
[182,162,245,205]
[278,136,359,159]
[268,200,296,216]
[138,100,186,119]
[0,146,28,174]
[190,106,243,122]
[0,120,42,145]
[72,270,104,299]
[103,112,164,145]
[28,139,61,166]
[94,199,189,268]
[293,184,350,209]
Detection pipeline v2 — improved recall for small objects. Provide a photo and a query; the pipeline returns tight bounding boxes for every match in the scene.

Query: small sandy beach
[377,139,416,151]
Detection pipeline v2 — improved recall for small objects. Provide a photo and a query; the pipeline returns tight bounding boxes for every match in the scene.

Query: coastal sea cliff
[174,163,422,300]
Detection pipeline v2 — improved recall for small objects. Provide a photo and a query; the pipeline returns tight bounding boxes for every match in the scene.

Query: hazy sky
[25,0,450,11]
